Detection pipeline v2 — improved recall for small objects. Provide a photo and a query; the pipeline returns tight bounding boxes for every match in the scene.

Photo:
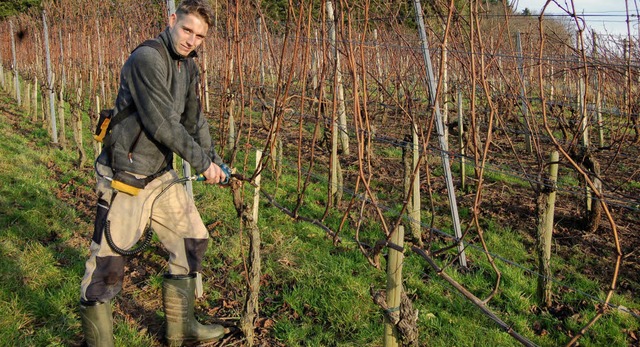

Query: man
[79,1,227,346]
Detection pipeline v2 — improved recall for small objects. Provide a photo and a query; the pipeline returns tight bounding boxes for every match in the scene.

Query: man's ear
[168,13,177,28]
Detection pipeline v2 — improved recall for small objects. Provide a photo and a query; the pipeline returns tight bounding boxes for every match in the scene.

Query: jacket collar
[159,27,198,60]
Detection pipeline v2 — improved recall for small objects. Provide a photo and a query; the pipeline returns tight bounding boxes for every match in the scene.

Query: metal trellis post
[412,0,467,267]
[515,31,532,153]
[42,12,58,144]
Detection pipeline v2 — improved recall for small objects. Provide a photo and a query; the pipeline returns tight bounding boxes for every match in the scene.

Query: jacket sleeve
[126,46,213,173]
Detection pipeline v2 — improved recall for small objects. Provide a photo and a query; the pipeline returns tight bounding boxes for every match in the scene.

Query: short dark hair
[176,0,215,28]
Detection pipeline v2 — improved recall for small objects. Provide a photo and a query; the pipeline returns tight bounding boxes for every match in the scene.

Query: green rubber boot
[163,274,225,346]
[79,301,114,347]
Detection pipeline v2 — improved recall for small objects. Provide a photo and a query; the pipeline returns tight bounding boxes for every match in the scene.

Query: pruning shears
[191,163,232,185]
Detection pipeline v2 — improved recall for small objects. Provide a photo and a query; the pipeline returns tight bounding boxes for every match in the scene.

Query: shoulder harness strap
[109,40,171,128]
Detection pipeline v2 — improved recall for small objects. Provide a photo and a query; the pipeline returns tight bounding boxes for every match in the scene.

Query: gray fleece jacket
[99,27,221,176]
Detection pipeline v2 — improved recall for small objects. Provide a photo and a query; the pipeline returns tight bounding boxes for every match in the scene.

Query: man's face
[168,12,208,57]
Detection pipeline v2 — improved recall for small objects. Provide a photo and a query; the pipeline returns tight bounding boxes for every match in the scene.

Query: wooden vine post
[96,18,105,103]
[410,121,422,245]
[576,29,589,148]
[592,33,605,148]
[403,135,411,201]
[23,80,31,116]
[56,31,67,149]
[583,153,602,233]
[578,80,588,147]
[327,1,349,156]
[515,31,532,154]
[252,150,263,222]
[202,44,210,112]
[458,87,466,190]
[164,0,175,18]
[58,29,66,102]
[32,78,38,122]
[374,29,384,109]
[575,29,602,233]
[384,226,404,347]
[258,17,265,88]
[0,44,4,89]
[311,29,320,92]
[226,88,236,151]
[549,62,554,102]
[57,85,67,148]
[536,150,558,307]
[326,0,343,206]
[45,73,51,122]
[10,21,21,106]
[72,80,86,168]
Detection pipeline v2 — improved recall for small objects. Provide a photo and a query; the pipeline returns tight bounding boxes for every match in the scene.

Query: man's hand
[202,162,227,185]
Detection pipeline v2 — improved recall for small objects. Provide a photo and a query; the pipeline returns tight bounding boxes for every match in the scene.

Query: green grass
[0,94,88,345]
[0,88,638,347]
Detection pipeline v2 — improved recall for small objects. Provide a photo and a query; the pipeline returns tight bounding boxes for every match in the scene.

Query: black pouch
[111,171,147,196]
[94,109,113,143]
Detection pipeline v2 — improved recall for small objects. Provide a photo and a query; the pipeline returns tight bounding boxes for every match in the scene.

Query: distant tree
[0,0,41,20]
[521,7,531,16]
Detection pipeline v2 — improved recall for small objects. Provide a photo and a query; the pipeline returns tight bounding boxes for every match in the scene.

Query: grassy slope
[0,94,91,345]
[0,90,638,346]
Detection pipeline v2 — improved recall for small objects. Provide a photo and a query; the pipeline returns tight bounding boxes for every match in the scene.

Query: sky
[512,0,636,36]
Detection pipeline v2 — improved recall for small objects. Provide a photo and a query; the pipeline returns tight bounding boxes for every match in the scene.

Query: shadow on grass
[0,171,87,346]
[0,98,165,346]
